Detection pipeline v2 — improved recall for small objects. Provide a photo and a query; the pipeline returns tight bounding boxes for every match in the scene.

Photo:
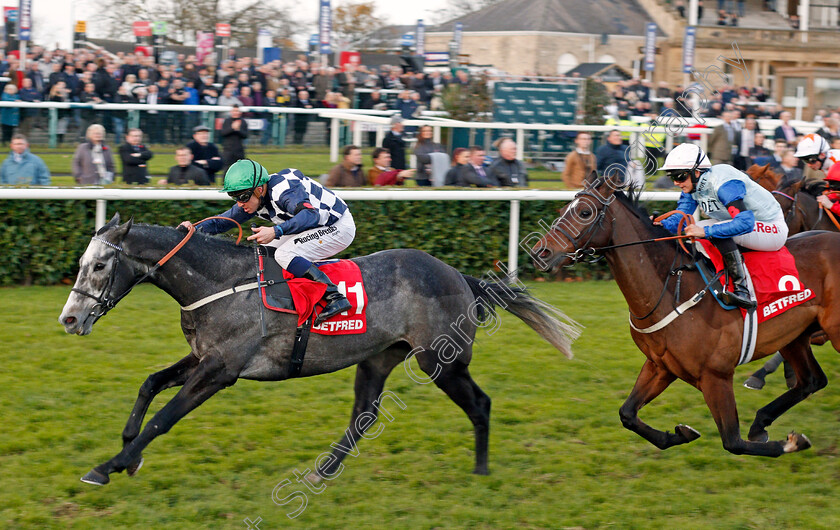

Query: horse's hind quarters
[783,432,811,453]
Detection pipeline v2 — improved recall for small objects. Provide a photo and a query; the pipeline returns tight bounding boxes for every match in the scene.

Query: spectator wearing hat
[158,146,210,186]
[382,115,407,170]
[187,124,224,184]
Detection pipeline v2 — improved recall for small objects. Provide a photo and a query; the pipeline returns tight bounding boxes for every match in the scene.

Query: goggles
[228,188,255,203]
[801,155,821,164]
[668,170,692,183]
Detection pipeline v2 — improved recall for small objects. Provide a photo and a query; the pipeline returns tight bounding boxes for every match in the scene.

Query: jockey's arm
[195,204,256,234]
[274,182,322,237]
[703,180,755,239]
[660,193,698,234]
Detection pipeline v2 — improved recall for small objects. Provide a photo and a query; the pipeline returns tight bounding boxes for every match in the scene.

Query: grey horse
[59,214,581,486]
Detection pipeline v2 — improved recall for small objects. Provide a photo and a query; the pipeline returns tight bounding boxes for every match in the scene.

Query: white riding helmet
[793,133,830,158]
[658,143,712,172]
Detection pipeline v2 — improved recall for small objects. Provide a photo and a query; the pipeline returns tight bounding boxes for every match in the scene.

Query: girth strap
[629,289,707,334]
[289,315,314,378]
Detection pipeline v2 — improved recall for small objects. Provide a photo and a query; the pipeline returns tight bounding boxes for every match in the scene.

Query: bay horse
[532,179,840,457]
[59,214,581,485]
[746,163,782,192]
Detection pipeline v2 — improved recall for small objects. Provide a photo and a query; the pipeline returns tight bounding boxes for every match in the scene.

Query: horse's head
[746,164,781,192]
[59,213,135,335]
[531,177,619,273]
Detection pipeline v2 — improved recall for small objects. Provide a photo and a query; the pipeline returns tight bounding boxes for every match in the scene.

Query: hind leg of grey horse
[748,332,827,442]
[427,360,491,475]
[619,359,701,450]
[310,347,406,483]
[81,354,236,486]
[411,349,491,475]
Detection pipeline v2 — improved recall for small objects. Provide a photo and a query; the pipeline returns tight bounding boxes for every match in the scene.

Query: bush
[0,199,611,285]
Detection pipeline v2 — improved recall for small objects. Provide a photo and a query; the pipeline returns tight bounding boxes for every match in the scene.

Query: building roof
[429,0,663,37]
[565,62,632,81]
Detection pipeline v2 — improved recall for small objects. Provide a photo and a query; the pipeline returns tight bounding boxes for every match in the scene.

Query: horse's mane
[611,186,674,239]
[130,224,252,261]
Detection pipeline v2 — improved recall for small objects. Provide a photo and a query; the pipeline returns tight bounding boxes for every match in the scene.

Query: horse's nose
[62,315,77,327]
[537,248,552,261]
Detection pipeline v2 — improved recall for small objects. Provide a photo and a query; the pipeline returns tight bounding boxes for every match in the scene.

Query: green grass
[3,281,840,528]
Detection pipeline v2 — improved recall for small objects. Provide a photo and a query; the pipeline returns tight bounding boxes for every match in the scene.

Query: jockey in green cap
[181,159,354,324]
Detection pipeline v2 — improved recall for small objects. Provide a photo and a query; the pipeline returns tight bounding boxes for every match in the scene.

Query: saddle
[257,246,297,314]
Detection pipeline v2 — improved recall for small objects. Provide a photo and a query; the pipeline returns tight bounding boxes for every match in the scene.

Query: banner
[682,26,696,74]
[491,82,580,154]
[17,0,30,41]
[257,28,271,63]
[133,21,151,37]
[643,22,656,72]
[152,21,167,36]
[318,0,331,55]
[195,31,214,64]
[215,23,230,37]
[339,51,360,71]
[453,22,463,55]
[416,19,425,56]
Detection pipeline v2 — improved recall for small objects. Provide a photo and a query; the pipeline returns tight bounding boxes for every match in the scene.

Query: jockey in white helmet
[657,143,787,309]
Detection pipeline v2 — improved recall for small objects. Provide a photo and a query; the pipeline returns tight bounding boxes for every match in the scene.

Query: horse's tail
[461,274,582,359]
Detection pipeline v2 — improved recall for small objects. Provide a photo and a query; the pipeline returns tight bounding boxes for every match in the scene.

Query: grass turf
[2,281,839,528]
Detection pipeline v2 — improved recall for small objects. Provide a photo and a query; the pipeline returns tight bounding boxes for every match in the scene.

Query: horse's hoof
[80,469,110,486]
[306,472,323,485]
[675,424,701,442]
[748,430,769,443]
[784,431,812,453]
[127,457,144,477]
[744,376,765,390]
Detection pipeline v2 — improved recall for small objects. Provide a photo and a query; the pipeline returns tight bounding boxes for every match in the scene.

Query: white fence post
[508,199,520,281]
[96,199,107,231]
[330,118,340,162]
[516,129,525,160]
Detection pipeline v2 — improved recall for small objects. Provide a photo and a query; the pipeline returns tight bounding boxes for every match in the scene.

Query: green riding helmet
[221,159,271,193]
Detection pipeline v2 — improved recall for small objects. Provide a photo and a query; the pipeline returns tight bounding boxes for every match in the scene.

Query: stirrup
[719,288,756,309]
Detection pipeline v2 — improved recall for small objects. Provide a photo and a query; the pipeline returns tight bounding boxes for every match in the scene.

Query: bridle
[70,216,244,323]
[549,189,613,266]
[547,189,692,267]
[772,189,825,232]
[71,225,197,322]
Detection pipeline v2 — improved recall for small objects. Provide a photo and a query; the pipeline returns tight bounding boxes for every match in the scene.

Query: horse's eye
[94,263,106,271]
[580,209,592,219]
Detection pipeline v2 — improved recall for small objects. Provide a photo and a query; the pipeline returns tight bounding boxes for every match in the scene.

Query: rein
[819,201,840,231]
[72,216,243,321]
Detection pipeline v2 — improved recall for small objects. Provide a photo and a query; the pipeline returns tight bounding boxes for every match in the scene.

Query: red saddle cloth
[281,259,368,335]
[698,240,814,323]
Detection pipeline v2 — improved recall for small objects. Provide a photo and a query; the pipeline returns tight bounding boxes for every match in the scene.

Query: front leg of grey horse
[82,355,236,485]
[120,353,200,476]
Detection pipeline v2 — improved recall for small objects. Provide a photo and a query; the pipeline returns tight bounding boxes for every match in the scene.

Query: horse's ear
[111,217,133,242]
[96,212,121,235]
[790,180,803,194]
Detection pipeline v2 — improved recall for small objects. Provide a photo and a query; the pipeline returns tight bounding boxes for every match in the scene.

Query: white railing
[0,188,681,280]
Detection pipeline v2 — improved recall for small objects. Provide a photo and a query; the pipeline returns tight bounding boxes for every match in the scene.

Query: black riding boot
[721,249,756,309]
[304,265,352,324]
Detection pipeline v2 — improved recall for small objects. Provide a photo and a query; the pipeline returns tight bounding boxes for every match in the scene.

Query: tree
[440,76,494,122]
[332,2,383,49]
[581,78,611,125]
[89,0,300,48]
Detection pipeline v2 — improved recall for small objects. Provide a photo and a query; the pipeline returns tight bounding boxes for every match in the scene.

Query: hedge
[1,199,623,286]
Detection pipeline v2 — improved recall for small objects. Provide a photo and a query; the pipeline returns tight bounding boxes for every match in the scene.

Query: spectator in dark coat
[456,146,498,187]
[187,125,224,184]
[382,116,407,170]
[118,128,154,184]
[487,138,528,187]
[773,111,799,146]
[158,146,210,186]
[293,90,315,144]
[596,130,631,180]
[220,105,248,170]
